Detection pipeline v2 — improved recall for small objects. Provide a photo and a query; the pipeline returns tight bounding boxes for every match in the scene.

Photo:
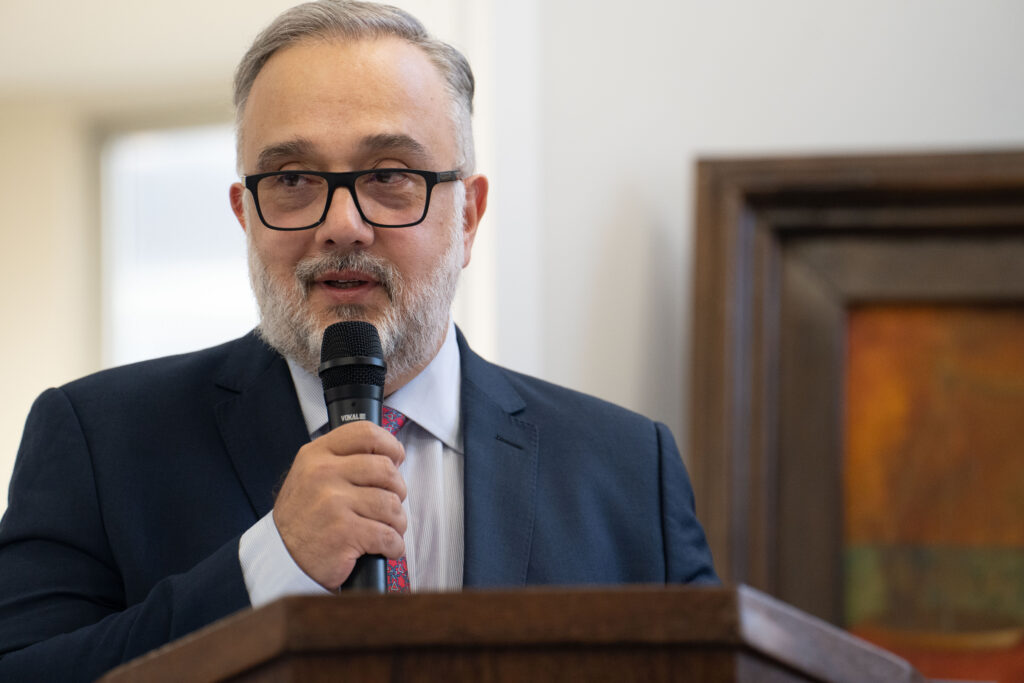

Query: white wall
[533,0,1024,453]
[0,100,97,503]
[3,0,1024,509]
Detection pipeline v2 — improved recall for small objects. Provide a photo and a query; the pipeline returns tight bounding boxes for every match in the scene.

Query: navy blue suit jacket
[0,330,715,679]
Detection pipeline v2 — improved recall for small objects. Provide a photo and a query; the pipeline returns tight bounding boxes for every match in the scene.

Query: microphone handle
[326,396,383,428]
[343,555,387,592]
[326,389,386,593]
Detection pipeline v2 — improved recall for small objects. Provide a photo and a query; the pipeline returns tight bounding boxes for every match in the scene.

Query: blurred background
[3,0,1024,509]
[2,1,1024,679]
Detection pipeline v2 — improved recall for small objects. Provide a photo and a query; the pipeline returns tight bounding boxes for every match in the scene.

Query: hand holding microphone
[271,321,406,592]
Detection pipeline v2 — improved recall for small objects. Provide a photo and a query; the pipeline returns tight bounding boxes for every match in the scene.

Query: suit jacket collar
[212,332,310,518]
[457,329,539,588]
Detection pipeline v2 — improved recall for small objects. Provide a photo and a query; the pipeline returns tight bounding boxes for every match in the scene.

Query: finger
[345,488,407,536]
[345,455,407,501]
[317,420,405,466]
[303,453,406,501]
[328,515,406,560]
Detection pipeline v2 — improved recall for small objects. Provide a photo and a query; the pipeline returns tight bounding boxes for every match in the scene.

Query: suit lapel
[213,334,310,518]
[458,331,539,588]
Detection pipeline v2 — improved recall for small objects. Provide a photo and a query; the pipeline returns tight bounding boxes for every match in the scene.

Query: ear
[229,182,248,232]
[460,174,489,268]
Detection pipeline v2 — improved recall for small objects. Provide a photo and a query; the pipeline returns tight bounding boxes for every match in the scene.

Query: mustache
[293,250,402,301]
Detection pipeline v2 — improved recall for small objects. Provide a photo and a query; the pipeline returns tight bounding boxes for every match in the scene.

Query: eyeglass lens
[257,171,428,228]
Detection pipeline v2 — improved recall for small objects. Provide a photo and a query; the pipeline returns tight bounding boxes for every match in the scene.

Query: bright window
[101,123,257,367]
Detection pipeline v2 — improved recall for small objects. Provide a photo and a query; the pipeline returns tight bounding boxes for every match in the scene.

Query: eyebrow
[253,133,432,173]
[255,138,315,172]
[358,133,429,162]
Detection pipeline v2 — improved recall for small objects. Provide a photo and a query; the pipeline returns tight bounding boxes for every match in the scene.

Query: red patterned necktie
[381,406,411,593]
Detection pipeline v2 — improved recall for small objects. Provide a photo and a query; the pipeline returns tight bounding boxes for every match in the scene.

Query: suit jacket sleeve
[0,388,251,681]
[655,421,718,584]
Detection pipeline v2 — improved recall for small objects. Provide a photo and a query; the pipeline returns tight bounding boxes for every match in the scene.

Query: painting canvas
[844,304,1024,680]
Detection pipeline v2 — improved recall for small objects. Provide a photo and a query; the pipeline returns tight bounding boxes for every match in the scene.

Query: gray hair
[233,0,476,172]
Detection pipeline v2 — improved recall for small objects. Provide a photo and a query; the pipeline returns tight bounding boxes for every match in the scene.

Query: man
[0,1,715,678]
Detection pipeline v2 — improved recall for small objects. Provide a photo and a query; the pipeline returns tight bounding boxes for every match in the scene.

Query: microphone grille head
[319,321,386,390]
[321,320,382,360]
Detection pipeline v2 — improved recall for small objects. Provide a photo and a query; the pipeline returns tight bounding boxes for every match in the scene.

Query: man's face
[230,37,486,389]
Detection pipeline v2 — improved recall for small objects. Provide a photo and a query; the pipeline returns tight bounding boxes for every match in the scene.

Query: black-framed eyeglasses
[243,169,461,230]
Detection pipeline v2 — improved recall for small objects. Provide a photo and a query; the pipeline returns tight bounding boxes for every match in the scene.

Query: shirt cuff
[238,511,331,608]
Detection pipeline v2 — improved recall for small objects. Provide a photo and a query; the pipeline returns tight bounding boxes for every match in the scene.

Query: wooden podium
[100,585,928,682]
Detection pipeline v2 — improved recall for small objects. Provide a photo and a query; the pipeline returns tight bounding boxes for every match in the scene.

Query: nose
[315,185,375,248]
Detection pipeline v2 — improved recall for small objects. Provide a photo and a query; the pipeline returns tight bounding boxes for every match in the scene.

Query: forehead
[239,37,455,170]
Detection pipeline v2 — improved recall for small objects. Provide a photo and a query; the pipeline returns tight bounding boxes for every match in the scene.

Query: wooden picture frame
[689,151,1024,625]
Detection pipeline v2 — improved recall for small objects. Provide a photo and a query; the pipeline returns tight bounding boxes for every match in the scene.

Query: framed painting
[690,151,1024,680]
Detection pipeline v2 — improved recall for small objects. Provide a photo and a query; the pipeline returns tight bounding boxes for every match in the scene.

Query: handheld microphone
[318,320,387,593]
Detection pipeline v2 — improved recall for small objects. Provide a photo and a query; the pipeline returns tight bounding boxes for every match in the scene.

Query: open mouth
[323,279,370,290]
[315,268,378,291]
[305,263,391,300]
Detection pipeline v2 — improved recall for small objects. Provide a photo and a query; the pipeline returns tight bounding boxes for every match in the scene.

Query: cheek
[252,231,314,274]
[397,216,458,270]
[372,228,422,271]
[398,237,444,282]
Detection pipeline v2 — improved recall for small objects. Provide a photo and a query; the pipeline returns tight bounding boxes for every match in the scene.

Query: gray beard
[246,197,464,383]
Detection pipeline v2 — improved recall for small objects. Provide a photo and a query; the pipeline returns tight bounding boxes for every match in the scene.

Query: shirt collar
[286,320,462,453]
